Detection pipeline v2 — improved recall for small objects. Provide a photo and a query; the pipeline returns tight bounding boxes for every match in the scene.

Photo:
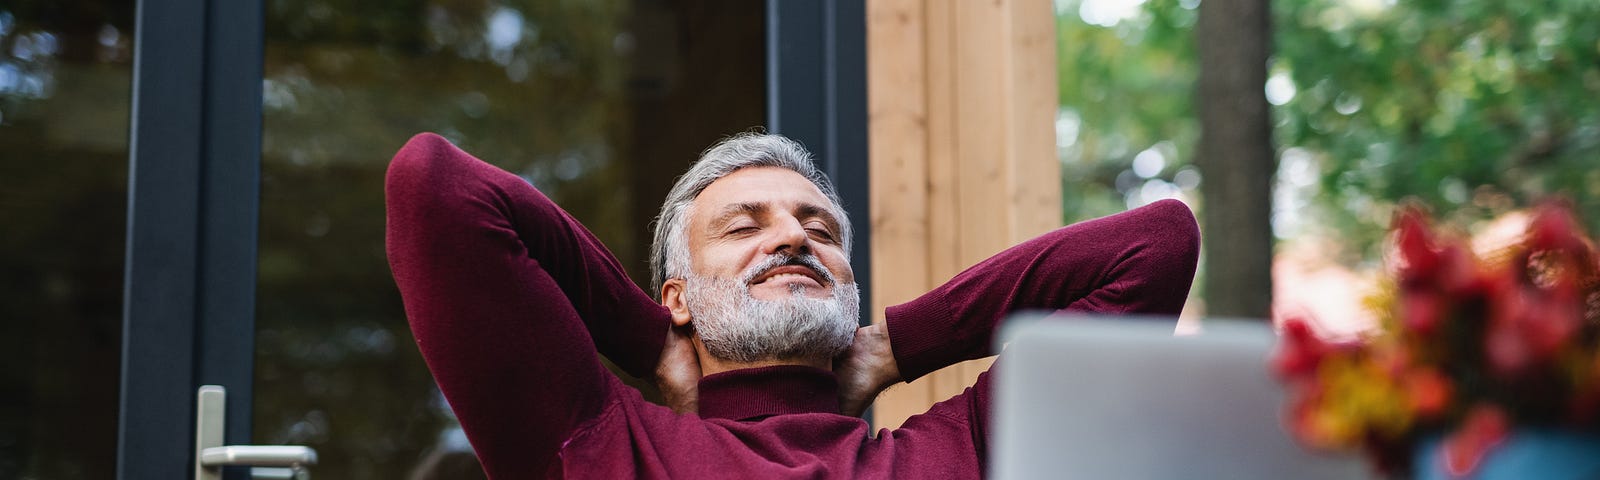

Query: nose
[762,215,811,256]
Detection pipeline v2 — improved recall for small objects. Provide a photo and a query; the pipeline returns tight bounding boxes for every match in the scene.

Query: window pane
[0,3,135,479]
[255,1,763,478]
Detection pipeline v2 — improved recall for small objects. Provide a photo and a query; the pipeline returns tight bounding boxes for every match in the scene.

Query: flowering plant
[1273,202,1600,476]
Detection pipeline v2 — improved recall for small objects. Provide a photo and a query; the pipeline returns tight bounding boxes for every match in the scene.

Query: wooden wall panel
[1010,0,1063,241]
[866,0,934,428]
[867,0,1060,430]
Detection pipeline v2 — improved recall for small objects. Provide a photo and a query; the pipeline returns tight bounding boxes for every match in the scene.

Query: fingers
[655,325,702,414]
[834,324,900,418]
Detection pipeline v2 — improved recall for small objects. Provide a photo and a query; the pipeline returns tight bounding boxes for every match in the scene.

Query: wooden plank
[924,0,961,284]
[868,0,930,302]
[920,0,1016,429]
[1009,0,1062,240]
[954,0,1013,265]
[884,0,957,430]
[867,0,935,430]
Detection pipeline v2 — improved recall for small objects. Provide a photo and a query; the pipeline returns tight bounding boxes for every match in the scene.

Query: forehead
[692,166,831,222]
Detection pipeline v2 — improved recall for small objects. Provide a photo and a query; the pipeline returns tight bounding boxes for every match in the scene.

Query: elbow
[385,132,481,267]
[1146,199,1201,272]
[386,132,457,195]
[1129,199,1202,314]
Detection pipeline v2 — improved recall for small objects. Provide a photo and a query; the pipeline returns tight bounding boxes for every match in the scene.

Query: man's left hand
[834,323,901,417]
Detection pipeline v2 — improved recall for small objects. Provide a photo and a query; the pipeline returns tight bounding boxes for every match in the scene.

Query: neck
[694,338,831,376]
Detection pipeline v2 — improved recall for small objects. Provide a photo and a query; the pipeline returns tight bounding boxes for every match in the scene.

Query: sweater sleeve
[883,198,1200,381]
[384,133,671,477]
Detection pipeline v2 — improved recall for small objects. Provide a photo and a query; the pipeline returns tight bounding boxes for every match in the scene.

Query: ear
[661,278,693,327]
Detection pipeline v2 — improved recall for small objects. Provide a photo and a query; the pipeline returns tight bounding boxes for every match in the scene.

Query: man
[386,132,1199,479]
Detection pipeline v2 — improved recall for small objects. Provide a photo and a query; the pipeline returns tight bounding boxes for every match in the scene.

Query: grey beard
[682,260,859,364]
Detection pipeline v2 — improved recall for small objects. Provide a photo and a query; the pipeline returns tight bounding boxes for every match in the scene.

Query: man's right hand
[655,324,701,414]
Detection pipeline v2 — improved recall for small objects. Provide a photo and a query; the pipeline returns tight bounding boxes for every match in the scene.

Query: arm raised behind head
[385,133,674,476]
[882,198,1201,383]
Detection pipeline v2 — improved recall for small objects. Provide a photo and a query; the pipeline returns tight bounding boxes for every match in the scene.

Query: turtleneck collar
[696,365,841,421]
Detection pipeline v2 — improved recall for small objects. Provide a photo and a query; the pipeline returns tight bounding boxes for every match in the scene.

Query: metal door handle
[195,385,320,480]
[200,445,318,467]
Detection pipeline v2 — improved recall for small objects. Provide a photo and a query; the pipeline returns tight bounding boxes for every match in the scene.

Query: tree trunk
[1196,0,1274,318]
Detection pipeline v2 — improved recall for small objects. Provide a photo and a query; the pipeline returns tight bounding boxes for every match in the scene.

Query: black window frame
[767,0,870,331]
[119,0,262,478]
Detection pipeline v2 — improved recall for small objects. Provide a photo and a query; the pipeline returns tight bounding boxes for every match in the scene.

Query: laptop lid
[990,313,1369,480]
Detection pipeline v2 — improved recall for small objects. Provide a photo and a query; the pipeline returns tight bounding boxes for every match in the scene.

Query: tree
[1055,0,1274,317]
[1197,0,1274,318]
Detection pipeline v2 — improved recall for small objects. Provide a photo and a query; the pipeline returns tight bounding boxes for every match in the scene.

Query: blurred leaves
[1059,0,1600,264]
[1057,0,1201,223]
[1275,0,1600,260]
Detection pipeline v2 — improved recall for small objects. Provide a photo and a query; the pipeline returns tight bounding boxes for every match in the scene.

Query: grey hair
[650,132,853,296]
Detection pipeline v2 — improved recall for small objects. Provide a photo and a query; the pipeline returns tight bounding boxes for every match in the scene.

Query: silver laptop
[991,313,1370,479]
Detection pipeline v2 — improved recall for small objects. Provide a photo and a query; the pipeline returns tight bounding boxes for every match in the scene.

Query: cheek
[822,250,854,283]
[697,242,757,277]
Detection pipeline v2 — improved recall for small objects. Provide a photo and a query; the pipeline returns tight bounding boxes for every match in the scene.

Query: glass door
[0,2,135,479]
[4,1,860,478]
[251,1,765,478]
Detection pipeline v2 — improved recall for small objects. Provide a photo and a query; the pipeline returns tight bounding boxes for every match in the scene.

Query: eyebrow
[706,201,843,235]
[795,203,843,236]
[708,202,767,231]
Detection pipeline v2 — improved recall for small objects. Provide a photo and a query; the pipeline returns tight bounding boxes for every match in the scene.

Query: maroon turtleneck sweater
[385,133,1200,479]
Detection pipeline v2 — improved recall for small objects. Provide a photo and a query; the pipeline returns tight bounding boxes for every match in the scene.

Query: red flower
[1484,316,1533,377]
[1485,223,1586,377]
[1391,208,1484,339]
[1273,317,1328,381]
[1401,290,1446,337]
[1527,202,1589,254]
[1276,200,1600,475]
[1394,206,1443,284]
[1439,405,1510,478]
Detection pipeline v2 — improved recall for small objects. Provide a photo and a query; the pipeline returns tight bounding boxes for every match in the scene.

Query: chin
[686,275,861,364]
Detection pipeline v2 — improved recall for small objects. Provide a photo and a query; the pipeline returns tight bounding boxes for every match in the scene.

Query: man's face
[669,166,859,364]
[685,166,854,298]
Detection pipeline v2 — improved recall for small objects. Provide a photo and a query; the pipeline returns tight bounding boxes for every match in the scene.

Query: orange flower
[1405,367,1453,419]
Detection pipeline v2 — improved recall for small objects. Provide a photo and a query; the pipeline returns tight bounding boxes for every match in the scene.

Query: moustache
[740,253,836,286]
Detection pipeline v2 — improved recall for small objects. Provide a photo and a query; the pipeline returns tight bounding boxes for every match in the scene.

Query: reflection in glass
[256,1,763,478]
[0,3,135,479]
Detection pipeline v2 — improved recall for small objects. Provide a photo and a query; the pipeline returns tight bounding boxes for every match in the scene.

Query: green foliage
[1275,0,1600,259]
[1059,0,1600,263]
[1057,0,1201,223]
